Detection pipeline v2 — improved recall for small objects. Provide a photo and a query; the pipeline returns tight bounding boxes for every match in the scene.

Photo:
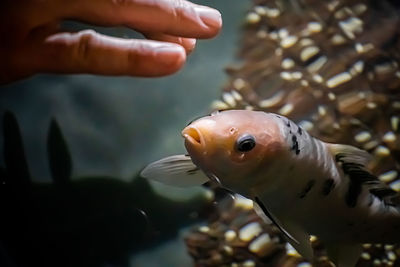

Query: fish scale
[261,114,400,244]
[191,0,400,266]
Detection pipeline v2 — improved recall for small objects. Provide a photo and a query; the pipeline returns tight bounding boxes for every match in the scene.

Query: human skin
[0,0,222,84]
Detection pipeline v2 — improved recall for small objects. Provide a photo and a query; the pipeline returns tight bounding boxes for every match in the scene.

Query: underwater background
[2,0,400,266]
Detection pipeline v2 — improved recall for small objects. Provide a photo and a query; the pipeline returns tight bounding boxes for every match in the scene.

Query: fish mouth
[182,126,204,147]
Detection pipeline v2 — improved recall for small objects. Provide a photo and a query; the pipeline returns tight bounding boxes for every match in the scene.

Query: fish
[141,110,400,267]
[183,0,400,265]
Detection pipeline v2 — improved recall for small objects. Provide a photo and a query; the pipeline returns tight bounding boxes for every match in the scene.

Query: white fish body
[141,110,400,266]
[249,114,400,265]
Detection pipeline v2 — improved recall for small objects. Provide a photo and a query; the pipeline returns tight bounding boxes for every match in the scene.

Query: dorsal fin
[329,144,400,207]
[329,144,372,166]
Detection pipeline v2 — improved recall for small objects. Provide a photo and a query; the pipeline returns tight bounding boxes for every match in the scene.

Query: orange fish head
[182,110,286,188]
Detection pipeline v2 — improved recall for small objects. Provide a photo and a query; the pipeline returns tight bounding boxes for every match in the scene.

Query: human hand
[0,0,222,84]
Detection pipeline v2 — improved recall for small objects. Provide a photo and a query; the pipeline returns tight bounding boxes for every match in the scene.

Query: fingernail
[184,38,196,54]
[155,44,185,55]
[155,44,186,67]
[195,6,222,29]
[186,38,196,47]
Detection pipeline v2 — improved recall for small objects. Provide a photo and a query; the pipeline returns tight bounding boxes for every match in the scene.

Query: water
[0,1,249,266]
[5,1,400,266]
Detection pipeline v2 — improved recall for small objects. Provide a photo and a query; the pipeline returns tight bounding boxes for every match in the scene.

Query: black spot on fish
[346,181,362,208]
[347,222,355,227]
[369,187,397,198]
[336,154,380,208]
[297,126,303,136]
[298,179,315,199]
[369,187,399,206]
[322,178,335,195]
[336,153,400,208]
[291,135,300,155]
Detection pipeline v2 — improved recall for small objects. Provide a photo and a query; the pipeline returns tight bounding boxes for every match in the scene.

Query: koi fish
[141,110,400,267]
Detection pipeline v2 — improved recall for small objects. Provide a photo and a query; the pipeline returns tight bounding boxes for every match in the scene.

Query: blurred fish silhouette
[0,111,211,267]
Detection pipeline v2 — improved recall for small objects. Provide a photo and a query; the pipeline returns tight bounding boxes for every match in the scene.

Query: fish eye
[235,134,256,152]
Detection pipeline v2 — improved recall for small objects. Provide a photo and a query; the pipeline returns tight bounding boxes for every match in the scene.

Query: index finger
[64,0,222,39]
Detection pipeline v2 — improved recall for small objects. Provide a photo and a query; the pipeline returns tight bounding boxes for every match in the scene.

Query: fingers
[65,0,222,39]
[144,33,196,54]
[0,0,222,83]
[37,30,187,77]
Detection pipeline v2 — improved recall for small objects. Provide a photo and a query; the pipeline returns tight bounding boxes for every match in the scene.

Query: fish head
[182,110,286,188]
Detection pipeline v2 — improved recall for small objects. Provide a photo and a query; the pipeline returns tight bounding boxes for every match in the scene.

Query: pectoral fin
[325,242,362,267]
[140,154,208,187]
[283,221,313,261]
[254,197,313,261]
[252,198,272,225]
